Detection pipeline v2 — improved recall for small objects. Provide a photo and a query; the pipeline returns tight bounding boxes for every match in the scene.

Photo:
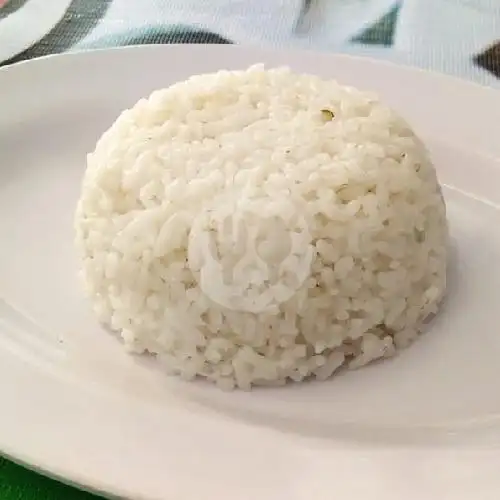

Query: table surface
[1,0,499,498]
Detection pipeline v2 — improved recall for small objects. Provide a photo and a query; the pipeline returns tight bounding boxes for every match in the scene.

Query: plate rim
[2,43,500,94]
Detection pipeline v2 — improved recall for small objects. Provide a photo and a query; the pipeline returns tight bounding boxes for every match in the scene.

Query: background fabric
[1,0,500,85]
[0,0,499,498]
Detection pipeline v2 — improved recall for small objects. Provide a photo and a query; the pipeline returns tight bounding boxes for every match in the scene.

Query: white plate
[0,0,72,63]
[1,45,500,500]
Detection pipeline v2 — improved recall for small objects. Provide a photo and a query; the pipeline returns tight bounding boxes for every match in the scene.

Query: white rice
[75,65,448,390]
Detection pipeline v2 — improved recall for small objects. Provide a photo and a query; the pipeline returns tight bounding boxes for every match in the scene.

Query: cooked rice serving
[75,65,448,390]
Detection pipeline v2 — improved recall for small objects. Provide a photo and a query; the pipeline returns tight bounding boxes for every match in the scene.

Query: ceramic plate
[1,45,500,500]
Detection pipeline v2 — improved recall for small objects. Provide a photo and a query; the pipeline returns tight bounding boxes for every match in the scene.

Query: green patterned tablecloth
[0,0,499,498]
[0,458,99,499]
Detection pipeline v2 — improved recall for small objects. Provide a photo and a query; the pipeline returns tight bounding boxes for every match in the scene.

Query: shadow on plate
[161,242,500,448]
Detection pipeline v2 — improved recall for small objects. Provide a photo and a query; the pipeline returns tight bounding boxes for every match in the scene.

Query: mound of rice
[75,65,448,390]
